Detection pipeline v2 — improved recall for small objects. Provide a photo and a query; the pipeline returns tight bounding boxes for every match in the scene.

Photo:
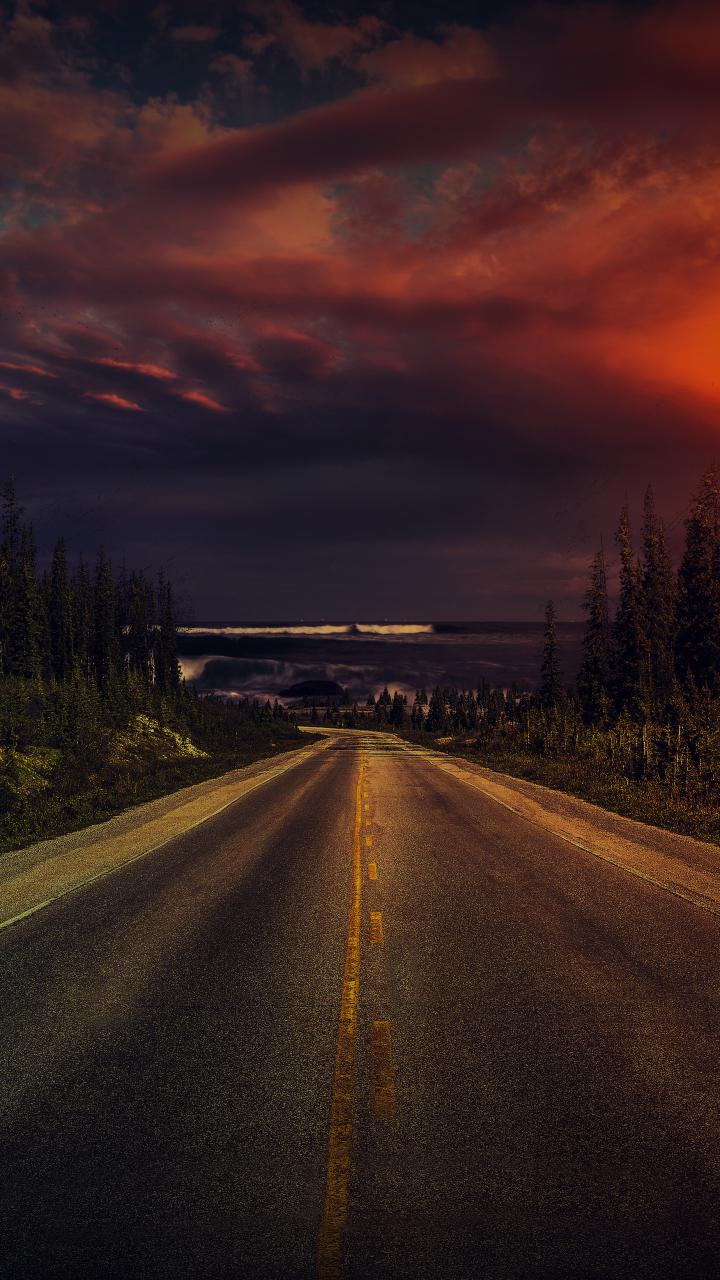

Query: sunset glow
[3,0,720,617]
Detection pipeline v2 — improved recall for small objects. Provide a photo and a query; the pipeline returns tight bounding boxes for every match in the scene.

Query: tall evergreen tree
[577,545,610,721]
[127,571,153,682]
[539,600,564,709]
[612,504,644,710]
[677,462,720,692]
[390,689,407,728]
[37,569,53,681]
[0,476,23,676]
[93,548,119,688]
[154,570,182,693]
[71,555,94,682]
[49,537,74,682]
[425,685,447,733]
[640,485,677,708]
[4,523,40,678]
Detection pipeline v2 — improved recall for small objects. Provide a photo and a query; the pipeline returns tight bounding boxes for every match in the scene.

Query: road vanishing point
[3,727,720,1279]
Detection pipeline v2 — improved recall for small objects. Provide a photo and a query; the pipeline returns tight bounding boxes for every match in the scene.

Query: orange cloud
[0,361,56,377]
[356,25,502,89]
[83,392,144,410]
[3,0,720,473]
[0,384,31,400]
[177,389,231,412]
[93,359,177,380]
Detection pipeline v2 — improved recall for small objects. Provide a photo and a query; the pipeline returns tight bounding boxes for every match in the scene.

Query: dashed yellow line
[317,756,364,1280]
[371,1021,396,1119]
[366,836,372,847]
[367,863,377,881]
[370,911,383,944]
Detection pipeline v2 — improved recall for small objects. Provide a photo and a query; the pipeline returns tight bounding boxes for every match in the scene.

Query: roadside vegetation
[8,462,720,852]
[328,464,720,845]
[0,479,314,853]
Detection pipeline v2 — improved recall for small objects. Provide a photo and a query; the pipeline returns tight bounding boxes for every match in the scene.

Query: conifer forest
[327,463,720,845]
[6,465,720,852]
[0,479,308,850]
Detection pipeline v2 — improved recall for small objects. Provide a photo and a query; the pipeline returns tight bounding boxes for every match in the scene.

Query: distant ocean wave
[180,623,435,638]
[177,620,585,705]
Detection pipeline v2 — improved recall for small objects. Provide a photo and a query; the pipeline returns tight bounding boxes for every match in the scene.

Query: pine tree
[577,545,610,721]
[49,537,74,681]
[154,571,181,693]
[71,555,94,682]
[425,685,447,733]
[128,570,153,682]
[93,548,119,688]
[612,504,644,710]
[37,569,52,680]
[5,523,40,678]
[476,678,490,713]
[390,690,407,728]
[539,600,564,710]
[677,463,720,692]
[0,477,24,676]
[640,485,677,709]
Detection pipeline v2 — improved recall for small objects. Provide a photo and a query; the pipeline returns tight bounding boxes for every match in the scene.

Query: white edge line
[425,757,720,920]
[0,751,315,933]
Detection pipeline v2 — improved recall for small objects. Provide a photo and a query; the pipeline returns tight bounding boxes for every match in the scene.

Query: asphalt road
[3,730,720,1278]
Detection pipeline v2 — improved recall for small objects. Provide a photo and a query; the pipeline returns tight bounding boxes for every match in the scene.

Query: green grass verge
[0,726,322,855]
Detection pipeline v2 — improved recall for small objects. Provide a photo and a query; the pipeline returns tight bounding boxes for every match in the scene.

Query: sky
[2,0,720,621]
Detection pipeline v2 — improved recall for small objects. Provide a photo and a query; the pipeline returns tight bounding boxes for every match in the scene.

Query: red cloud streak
[2,0,720,608]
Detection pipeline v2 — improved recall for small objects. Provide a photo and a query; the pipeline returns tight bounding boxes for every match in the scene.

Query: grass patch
[392,727,720,846]
[0,717,321,855]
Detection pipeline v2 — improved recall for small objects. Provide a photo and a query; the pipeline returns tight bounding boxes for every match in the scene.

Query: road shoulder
[422,749,720,915]
[0,741,328,930]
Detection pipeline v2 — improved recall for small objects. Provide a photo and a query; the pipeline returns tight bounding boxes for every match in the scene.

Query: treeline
[542,461,720,727]
[313,681,520,734]
[0,479,311,850]
[404,463,720,844]
[0,477,181,695]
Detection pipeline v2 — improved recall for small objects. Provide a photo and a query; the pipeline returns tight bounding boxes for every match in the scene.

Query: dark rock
[279,679,344,698]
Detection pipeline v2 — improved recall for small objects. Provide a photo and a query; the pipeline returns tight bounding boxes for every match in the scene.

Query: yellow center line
[317,754,364,1280]
[371,1021,396,1119]
[367,862,377,881]
[370,911,383,944]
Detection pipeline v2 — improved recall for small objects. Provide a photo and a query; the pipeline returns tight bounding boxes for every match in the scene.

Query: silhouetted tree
[612,504,644,711]
[677,462,720,693]
[577,544,610,721]
[539,600,564,710]
[49,538,74,682]
[640,485,677,709]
